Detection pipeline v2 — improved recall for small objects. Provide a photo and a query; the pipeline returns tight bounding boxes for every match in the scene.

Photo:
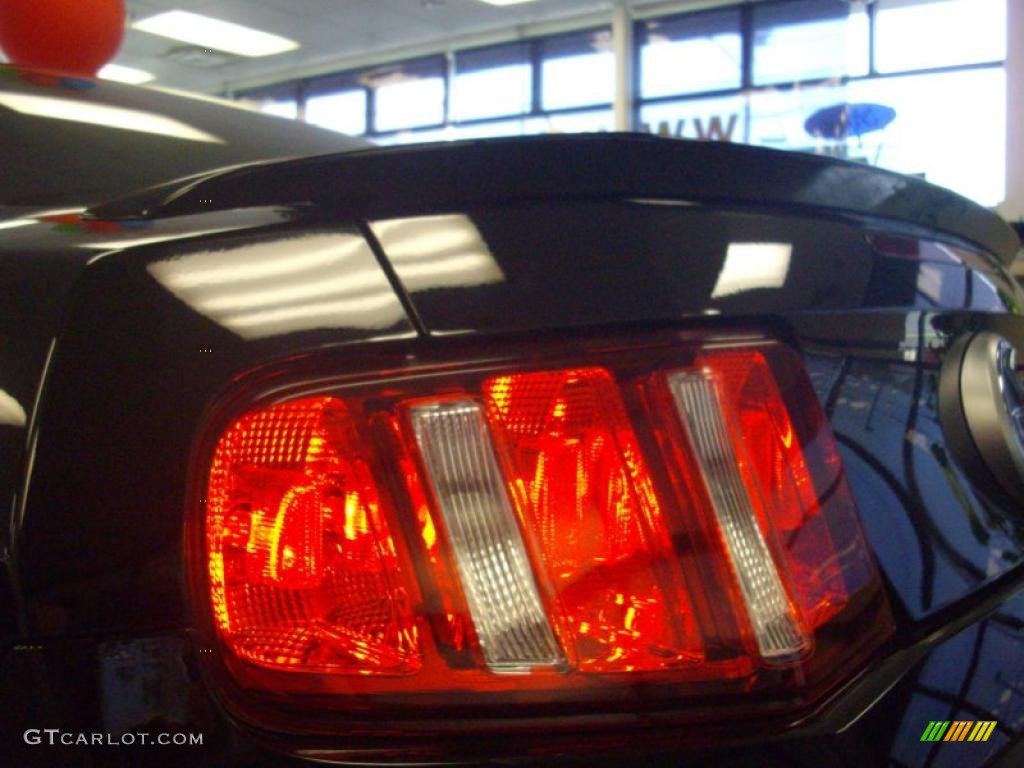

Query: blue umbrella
[804,102,896,140]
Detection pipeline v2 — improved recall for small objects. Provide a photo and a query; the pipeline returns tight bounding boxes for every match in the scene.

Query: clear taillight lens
[410,398,563,670]
[199,335,891,719]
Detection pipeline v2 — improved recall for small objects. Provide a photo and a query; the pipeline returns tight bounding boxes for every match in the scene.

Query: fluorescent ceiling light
[132,11,299,58]
[0,91,223,143]
[98,63,155,85]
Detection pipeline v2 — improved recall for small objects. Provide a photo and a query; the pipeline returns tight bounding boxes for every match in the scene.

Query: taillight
[206,398,420,675]
[197,333,891,731]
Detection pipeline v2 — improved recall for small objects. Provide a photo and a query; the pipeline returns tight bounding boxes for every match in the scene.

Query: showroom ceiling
[115,0,716,94]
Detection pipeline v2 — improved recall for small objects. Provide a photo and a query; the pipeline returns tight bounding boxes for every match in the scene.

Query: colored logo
[920,721,997,742]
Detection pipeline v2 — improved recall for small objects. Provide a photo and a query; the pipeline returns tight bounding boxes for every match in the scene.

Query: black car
[1,65,1023,767]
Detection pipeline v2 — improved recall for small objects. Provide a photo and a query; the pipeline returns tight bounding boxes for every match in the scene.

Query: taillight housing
[194,332,891,735]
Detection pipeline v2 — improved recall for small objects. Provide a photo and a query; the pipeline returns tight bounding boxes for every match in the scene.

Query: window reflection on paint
[147,232,405,339]
[711,242,792,299]
[370,215,505,293]
[915,262,965,308]
[0,389,26,427]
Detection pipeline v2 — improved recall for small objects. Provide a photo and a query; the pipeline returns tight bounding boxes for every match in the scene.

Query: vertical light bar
[667,372,810,661]
[410,400,563,671]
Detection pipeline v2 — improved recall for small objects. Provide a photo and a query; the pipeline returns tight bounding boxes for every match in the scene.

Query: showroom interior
[2,1,1019,260]
[6,1,1015,260]
[0,2,1005,232]
[47,0,1018,275]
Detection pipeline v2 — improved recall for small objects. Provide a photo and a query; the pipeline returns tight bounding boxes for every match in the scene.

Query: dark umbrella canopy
[805,102,897,139]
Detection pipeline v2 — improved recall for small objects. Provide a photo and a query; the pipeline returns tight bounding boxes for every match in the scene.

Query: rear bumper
[4,577,1023,767]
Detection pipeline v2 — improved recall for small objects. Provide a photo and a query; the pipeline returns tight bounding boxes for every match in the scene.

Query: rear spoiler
[87,133,1020,267]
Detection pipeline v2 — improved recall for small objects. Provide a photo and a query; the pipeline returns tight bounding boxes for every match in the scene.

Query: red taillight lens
[206,397,420,674]
[199,335,891,725]
[482,368,702,673]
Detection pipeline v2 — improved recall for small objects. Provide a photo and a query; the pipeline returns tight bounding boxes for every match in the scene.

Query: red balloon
[0,0,126,78]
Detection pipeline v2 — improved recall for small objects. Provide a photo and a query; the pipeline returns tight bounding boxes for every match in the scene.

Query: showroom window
[639,94,746,143]
[452,42,532,122]
[238,83,300,120]
[873,0,1006,73]
[305,72,368,136]
[375,29,615,144]
[637,9,742,99]
[539,29,614,111]
[259,100,299,120]
[371,57,447,133]
[743,67,1006,204]
[751,0,869,85]
[846,68,1006,205]
[632,0,1007,206]
[306,89,367,136]
[232,0,1007,206]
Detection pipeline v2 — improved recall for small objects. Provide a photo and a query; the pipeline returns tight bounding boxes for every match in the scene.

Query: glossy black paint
[369,202,1024,336]
[2,132,1023,766]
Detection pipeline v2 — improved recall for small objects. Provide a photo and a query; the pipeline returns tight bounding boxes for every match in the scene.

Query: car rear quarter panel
[3,193,1024,765]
